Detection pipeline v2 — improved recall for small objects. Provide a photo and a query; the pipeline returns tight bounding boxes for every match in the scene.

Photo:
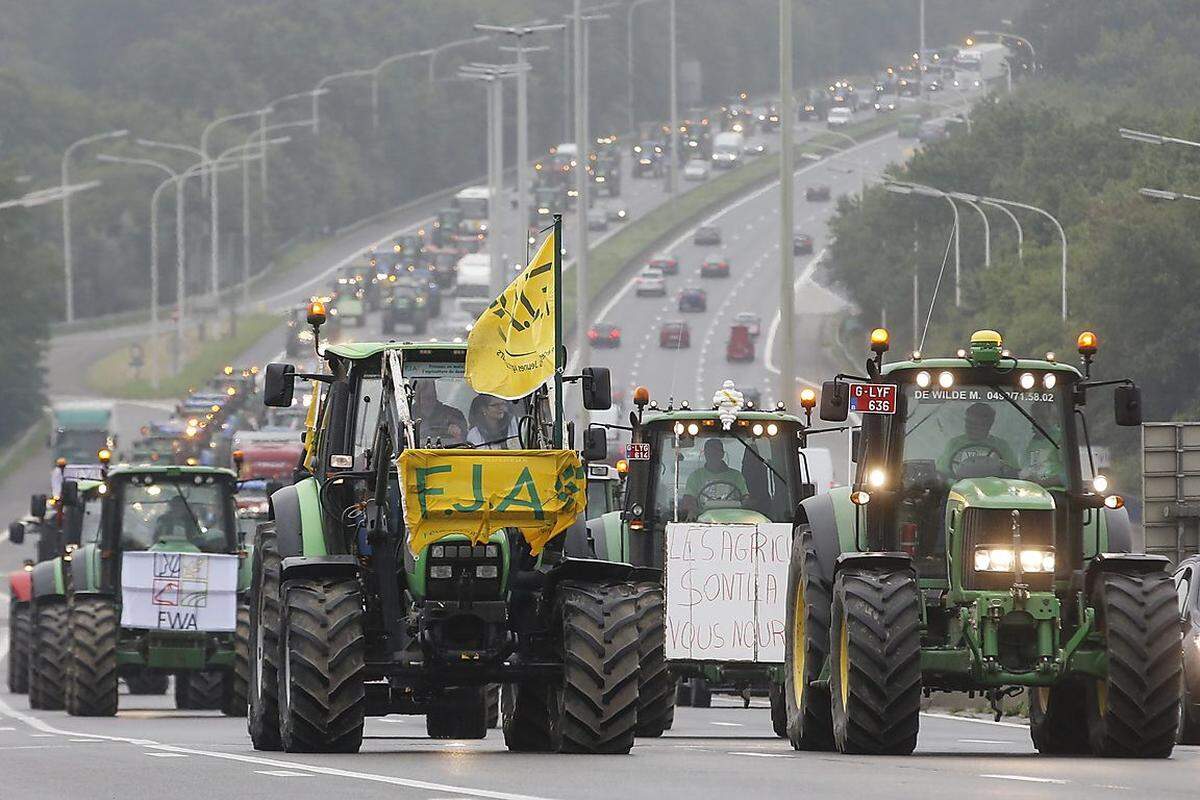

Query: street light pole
[313,69,373,136]
[981,200,1022,262]
[954,195,990,267]
[668,0,679,200]
[626,0,659,136]
[886,181,962,306]
[61,128,128,323]
[573,0,590,363]
[779,0,795,403]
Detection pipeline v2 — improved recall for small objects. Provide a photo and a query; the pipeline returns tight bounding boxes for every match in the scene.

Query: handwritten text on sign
[664,522,791,663]
[120,551,238,631]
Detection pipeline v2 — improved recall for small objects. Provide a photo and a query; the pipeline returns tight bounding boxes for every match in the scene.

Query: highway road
[0,668,1196,800]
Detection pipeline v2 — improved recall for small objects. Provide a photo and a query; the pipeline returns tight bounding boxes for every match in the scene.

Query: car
[726,324,754,362]
[632,141,665,177]
[587,207,609,231]
[683,159,709,181]
[805,185,831,202]
[873,100,897,113]
[693,225,721,246]
[659,321,691,349]
[734,311,761,337]
[793,232,814,255]
[1176,555,1200,744]
[827,107,852,128]
[635,267,667,297]
[605,204,629,223]
[587,322,621,349]
[677,287,707,312]
[648,255,679,275]
[700,255,730,278]
[742,141,767,156]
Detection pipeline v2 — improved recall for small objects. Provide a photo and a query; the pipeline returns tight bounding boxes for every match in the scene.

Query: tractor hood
[948,477,1056,512]
[697,508,772,525]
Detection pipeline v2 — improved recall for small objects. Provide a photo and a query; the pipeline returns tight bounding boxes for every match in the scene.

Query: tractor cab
[102,466,239,556]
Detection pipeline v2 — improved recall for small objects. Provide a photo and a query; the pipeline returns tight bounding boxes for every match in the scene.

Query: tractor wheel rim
[791,586,806,709]
[839,615,850,710]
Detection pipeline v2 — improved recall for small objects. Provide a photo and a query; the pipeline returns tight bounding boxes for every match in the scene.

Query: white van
[826,107,852,128]
[711,131,744,168]
[455,253,492,298]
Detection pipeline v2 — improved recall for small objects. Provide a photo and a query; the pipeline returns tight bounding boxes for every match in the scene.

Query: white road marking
[69,738,103,742]
[0,726,15,731]
[958,739,1011,745]
[30,734,56,738]
[710,721,743,727]
[981,775,1068,785]
[728,751,790,758]
[145,752,189,758]
[255,770,314,777]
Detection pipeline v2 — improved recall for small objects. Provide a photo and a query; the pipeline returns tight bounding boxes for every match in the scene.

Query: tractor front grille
[962,507,1054,592]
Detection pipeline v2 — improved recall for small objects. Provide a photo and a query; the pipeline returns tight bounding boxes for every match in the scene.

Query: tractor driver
[937,401,1018,479]
[681,438,748,519]
[1020,401,1067,488]
[411,380,468,444]
[152,494,219,550]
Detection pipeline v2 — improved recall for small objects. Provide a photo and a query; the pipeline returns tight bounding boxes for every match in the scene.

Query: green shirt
[937,434,1018,477]
[684,464,748,500]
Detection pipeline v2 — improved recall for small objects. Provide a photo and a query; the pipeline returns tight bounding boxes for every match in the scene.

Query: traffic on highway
[2,3,1200,799]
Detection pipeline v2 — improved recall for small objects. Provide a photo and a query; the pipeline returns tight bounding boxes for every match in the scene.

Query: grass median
[86,313,278,400]
[563,112,904,329]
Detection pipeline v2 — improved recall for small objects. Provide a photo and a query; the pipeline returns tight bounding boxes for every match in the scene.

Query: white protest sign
[120,551,239,632]
[664,522,791,663]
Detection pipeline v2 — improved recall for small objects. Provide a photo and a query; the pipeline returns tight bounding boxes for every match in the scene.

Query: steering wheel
[697,480,746,507]
[949,446,1015,479]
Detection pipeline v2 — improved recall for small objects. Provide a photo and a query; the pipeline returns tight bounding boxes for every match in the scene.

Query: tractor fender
[548,556,634,587]
[30,559,64,601]
[1100,506,1138,554]
[1084,552,1170,595]
[69,544,104,594]
[8,569,32,603]
[270,478,327,558]
[280,555,359,584]
[834,551,915,578]
[800,491,843,585]
[564,517,594,559]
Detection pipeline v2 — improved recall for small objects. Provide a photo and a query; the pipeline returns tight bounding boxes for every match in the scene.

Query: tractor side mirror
[582,427,608,462]
[1114,384,1142,427]
[851,429,862,462]
[8,522,24,545]
[582,366,613,411]
[263,362,297,408]
[820,380,849,422]
[30,493,47,519]
[60,480,79,508]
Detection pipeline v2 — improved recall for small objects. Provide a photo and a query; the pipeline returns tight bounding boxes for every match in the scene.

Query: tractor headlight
[687,423,700,436]
[429,565,453,579]
[767,423,778,436]
[431,545,444,558]
[974,546,1054,573]
[938,371,955,389]
[752,423,764,436]
[1092,474,1109,494]
[674,422,685,436]
[476,565,498,578]
[1020,372,1036,390]
[868,468,887,488]
[916,370,931,388]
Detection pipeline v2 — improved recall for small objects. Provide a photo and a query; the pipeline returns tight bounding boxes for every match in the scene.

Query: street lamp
[0,182,99,211]
[1140,187,1200,203]
[885,181,962,307]
[948,192,990,267]
[62,128,128,323]
[200,109,269,196]
[981,199,1023,262]
[476,22,565,272]
[778,0,796,403]
[313,69,374,136]
[428,34,493,83]
[1120,127,1200,149]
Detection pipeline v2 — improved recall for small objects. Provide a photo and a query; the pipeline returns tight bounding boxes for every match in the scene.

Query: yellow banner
[398,448,586,556]
[465,232,557,400]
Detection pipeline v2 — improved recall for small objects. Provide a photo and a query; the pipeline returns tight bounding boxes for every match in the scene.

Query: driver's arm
[680,469,704,520]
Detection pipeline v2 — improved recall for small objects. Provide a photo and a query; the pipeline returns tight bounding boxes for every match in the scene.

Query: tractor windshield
[79,493,103,545]
[648,422,801,523]
[401,357,535,449]
[115,476,236,554]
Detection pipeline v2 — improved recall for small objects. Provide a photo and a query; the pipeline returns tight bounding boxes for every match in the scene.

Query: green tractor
[584,381,819,736]
[249,320,652,754]
[785,328,1181,757]
[55,464,251,716]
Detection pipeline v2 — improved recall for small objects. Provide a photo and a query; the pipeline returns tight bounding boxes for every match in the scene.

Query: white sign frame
[120,551,239,632]
[663,522,791,663]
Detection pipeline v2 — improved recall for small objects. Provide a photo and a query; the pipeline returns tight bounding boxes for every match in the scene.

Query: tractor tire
[769,683,788,738]
[503,682,556,752]
[175,671,226,710]
[690,678,712,708]
[278,578,366,753]
[1029,682,1090,754]
[784,526,835,751]
[1086,570,1182,758]
[486,684,501,729]
[248,525,283,750]
[29,602,68,710]
[427,687,488,739]
[222,602,251,717]
[829,567,921,755]
[634,583,674,737]
[65,596,120,717]
[124,670,169,695]
[557,581,640,754]
[7,602,30,694]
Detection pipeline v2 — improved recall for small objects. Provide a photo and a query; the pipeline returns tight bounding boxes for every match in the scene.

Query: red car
[700,256,730,278]
[659,321,691,349]
[726,324,755,362]
[587,322,622,348]
[648,255,679,275]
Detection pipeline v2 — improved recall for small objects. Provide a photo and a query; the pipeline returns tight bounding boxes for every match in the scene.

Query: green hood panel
[697,508,772,525]
[408,531,510,601]
[948,478,1055,512]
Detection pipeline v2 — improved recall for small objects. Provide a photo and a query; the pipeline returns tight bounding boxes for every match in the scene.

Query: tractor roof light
[615,458,629,474]
[633,385,651,408]
[1077,331,1098,357]
[870,327,890,354]
[799,388,817,409]
[307,300,327,327]
[97,448,111,463]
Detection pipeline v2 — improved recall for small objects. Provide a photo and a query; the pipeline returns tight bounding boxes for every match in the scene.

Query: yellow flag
[397,448,586,556]
[465,231,557,400]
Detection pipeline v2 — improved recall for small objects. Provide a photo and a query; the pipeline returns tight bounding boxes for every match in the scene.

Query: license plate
[850,383,897,414]
[626,443,651,461]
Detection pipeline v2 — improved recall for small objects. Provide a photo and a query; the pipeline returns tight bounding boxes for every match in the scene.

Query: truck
[784,328,1180,758]
[50,401,114,465]
[711,131,744,169]
[955,42,1010,83]
[249,319,654,754]
[583,381,822,735]
[454,252,492,299]
[451,186,491,249]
